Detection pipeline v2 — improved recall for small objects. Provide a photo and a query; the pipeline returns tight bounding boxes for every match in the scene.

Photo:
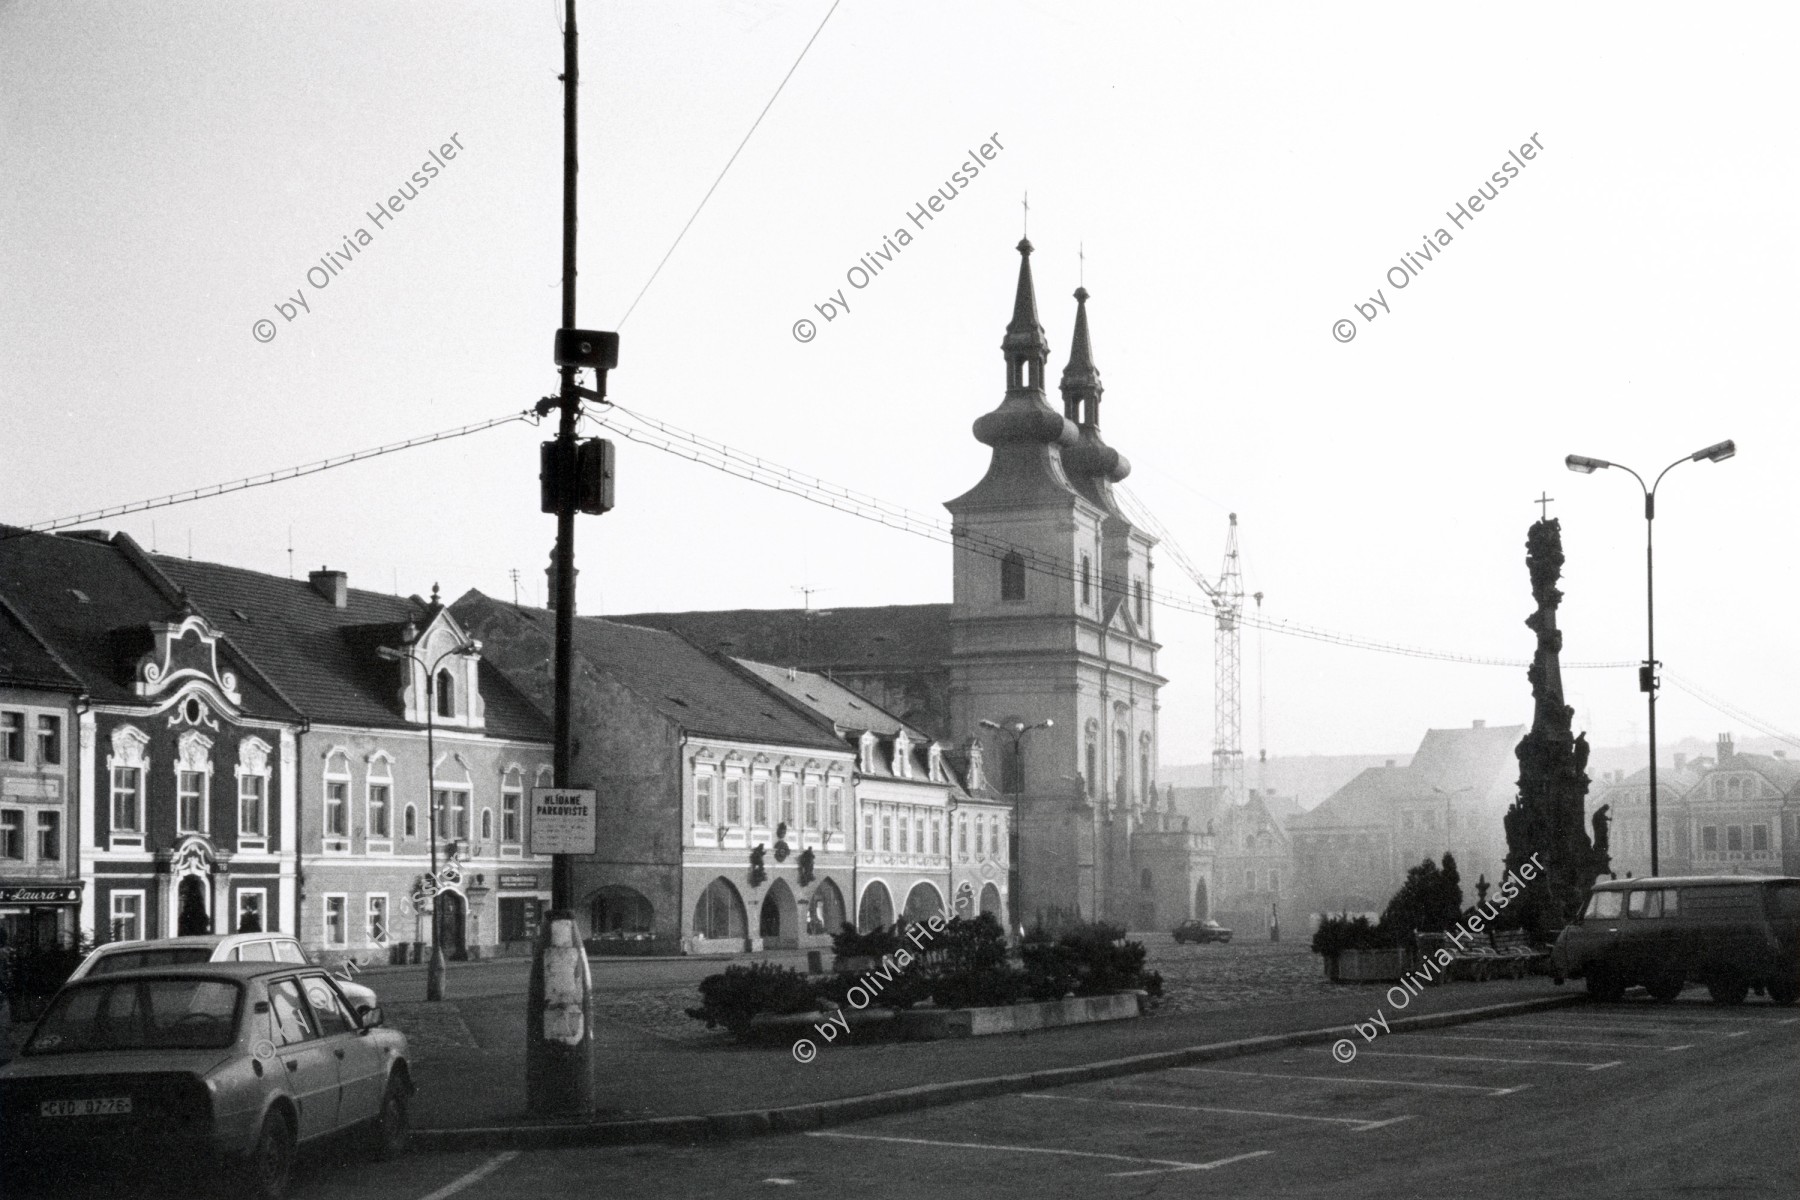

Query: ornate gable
[133,612,242,709]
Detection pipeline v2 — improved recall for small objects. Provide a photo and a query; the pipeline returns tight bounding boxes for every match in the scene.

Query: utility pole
[527,0,618,1119]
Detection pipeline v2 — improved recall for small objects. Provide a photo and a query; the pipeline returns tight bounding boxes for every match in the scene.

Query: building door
[437,891,467,960]
[177,875,210,935]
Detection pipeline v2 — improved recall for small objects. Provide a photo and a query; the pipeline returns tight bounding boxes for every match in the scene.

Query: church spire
[1060,285,1102,425]
[974,239,1075,449]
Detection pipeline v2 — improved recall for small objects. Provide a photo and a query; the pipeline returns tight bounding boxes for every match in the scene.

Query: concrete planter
[1329,948,1411,983]
[745,991,1145,1045]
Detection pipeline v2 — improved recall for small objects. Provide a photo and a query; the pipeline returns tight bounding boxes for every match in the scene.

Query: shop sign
[0,885,84,905]
[499,873,542,890]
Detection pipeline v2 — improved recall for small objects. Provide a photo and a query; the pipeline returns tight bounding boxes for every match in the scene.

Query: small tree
[1378,852,1464,937]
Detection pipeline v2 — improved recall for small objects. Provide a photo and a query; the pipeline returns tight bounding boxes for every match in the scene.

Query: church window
[1080,555,1092,605]
[1000,552,1026,601]
[1114,729,1128,801]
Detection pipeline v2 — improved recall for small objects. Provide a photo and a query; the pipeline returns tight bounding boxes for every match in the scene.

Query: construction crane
[1114,488,1249,806]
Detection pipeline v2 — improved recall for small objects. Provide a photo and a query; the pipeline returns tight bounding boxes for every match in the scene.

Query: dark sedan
[0,962,412,1199]
[1173,918,1233,944]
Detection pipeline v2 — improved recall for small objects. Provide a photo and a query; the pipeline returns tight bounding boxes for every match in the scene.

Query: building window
[1244,869,1256,891]
[863,811,875,851]
[324,895,347,946]
[1727,826,1743,852]
[37,810,60,860]
[1080,554,1091,605]
[913,814,924,854]
[1084,743,1097,797]
[110,891,144,943]
[782,782,798,828]
[1000,552,1026,601]
[435,790,469,841]
[725,778,743,824]
[326,781,349,837]
[752,780,769,826]
[1753,824,1769,852]
[368,782,390,839]
[0,810,21,859]
[36,715,61,765]
[829,786,843,830]
[931,819,942,856]
[695,775,715,824]
[503,791,522,842]
[436,669,456,718]
[480,807,494,842]
[236,889,266,933]
[990,817,1001,856]
[403,803,418,838]
[1133,578,1144,623]
[881,814,893,852]
[804,785,819,828]
[1114,729,1128,801]
[1269,869,1280,894]
[367,895,389,946]
[240,774,267,838]
[178,771,207,833]
[0,712,21,761]
[1702,825,1717,852]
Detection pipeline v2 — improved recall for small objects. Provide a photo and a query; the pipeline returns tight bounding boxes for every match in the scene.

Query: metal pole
[425,664,446,1000]
[550,0,580,912]
[1011,728,1023,938]
[1644,490,1658,877]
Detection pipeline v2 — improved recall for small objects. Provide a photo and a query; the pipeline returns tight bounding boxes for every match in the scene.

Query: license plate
[39,1097,133,1117]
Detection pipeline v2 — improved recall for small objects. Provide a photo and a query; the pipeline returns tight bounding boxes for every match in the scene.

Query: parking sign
[530,788,598,855]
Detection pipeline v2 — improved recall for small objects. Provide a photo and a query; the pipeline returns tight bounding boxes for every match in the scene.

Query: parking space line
[1175,1066,1523,1096]
[1109,1151,1273,1178]
[417,1152,520,1200]
[1310,1047,1621,1070]
[805,1131,1270,1175]
[1019,1090,1413,1132]
[1492,1020,1744,1037]
[1780,1018,1799,1025]
[1403,1032,1670,1051]
[1664,1045,1695,1052]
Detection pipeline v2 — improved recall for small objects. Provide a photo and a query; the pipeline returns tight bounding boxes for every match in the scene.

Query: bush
[1378,853,1464,937]
[926,914,1023,1008]
[1310,914,1391,957]
[685,963,819,1037]
[831,923,902,959]
[3,938,91,1014]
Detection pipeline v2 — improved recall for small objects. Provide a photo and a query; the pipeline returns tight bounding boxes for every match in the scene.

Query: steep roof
[0,528,298,721]
[155,556,547,741]
[455,592,845,753]
[734,659,915,739]
[608,604,951,674]
[1290,723,1526,832]
[0,594,83,692]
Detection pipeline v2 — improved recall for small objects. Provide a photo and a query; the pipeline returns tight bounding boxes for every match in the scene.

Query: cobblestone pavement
[383,1000,483,1057]
[585,937,1338,1046]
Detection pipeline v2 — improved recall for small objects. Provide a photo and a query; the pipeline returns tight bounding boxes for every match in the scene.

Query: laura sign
[530,788,597,855]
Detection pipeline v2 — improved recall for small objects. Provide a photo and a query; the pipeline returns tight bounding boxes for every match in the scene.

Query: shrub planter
[1331,948,1411,983]
[585,935,674,958]
[745,992,1145,1045]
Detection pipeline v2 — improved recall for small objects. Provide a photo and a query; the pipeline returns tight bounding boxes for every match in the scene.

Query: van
[1550,874,1800,1004]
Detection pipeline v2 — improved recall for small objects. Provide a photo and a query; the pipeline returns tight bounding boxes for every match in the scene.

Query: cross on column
[1535,492,1555,519]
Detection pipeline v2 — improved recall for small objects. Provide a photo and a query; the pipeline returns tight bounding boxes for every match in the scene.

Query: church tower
[946,241,1165,928]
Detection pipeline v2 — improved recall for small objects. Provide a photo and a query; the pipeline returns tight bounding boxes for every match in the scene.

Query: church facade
[617,240,1216,930]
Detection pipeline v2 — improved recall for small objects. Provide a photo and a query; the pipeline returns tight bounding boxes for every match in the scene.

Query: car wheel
[1706,977,1749,1006]
[366,1074,412,1160]
[1646,971,1684,1003]
[1585,967,1625,1003]
[241,1110,296,1200]
[1767,975,1798,1006]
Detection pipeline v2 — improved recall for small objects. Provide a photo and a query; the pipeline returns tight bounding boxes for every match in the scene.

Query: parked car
[1550,874,1800,1005]
[69,933,379,1016]
[0,962,412,1199]
[1173,918,1233,944]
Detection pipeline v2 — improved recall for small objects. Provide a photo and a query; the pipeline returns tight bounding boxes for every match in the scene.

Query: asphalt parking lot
[11,992,1796,1200]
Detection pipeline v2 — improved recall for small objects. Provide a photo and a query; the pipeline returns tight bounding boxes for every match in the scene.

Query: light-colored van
[1551,874,1800,1004]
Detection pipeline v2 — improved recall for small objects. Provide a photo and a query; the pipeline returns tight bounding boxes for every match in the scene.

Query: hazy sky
[3,1,1794,764]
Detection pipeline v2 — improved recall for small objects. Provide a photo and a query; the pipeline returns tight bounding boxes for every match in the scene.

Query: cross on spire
[1079,241,1085,286]
[1535,492,1555,520]
[1022,191,1029,238]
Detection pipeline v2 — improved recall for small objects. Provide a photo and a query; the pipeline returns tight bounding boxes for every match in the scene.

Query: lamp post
[1565,439,1736,876]
[978,717,1053,937]
[379,626,482,1001]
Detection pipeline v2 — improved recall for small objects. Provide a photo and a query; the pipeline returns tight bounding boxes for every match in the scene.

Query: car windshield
[86,948,216,976]
[24,978,242,1055]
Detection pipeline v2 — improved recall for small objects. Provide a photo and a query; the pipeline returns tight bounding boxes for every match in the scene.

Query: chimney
[1717,733,1734,764]
[309,567,348,608]
[1775,750,1788,760]
[1385,759,1396,768]
[1472,719,1486,729]
[1673,752,1687,771]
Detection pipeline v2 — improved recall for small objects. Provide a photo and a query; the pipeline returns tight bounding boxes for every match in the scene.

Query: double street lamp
[978,717,1053,937]
[1565,439,1736,876]
[378,625,482,1001]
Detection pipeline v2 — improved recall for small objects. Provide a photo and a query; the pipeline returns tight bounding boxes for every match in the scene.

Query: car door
[299,973,385,1124]
[266,976,342,1139]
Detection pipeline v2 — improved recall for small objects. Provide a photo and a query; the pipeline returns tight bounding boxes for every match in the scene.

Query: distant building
[1164,786,1296,937]
[0,596,84,947]
[1287,721,1523,924]
[1589,735,1800,878]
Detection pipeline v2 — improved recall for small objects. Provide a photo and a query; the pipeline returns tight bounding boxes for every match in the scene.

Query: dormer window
[436,670,457,718]
[928,743,944,782]
[894,731,911,779]
[859,732,876,775]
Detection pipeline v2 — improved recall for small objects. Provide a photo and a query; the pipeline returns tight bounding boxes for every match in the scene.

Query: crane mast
[1211,513,1245,806]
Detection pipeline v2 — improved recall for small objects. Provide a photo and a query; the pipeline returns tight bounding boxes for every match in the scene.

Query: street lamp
[978,716,1053,937]
[378,623,482,1001]
[1565,439,1735,876]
